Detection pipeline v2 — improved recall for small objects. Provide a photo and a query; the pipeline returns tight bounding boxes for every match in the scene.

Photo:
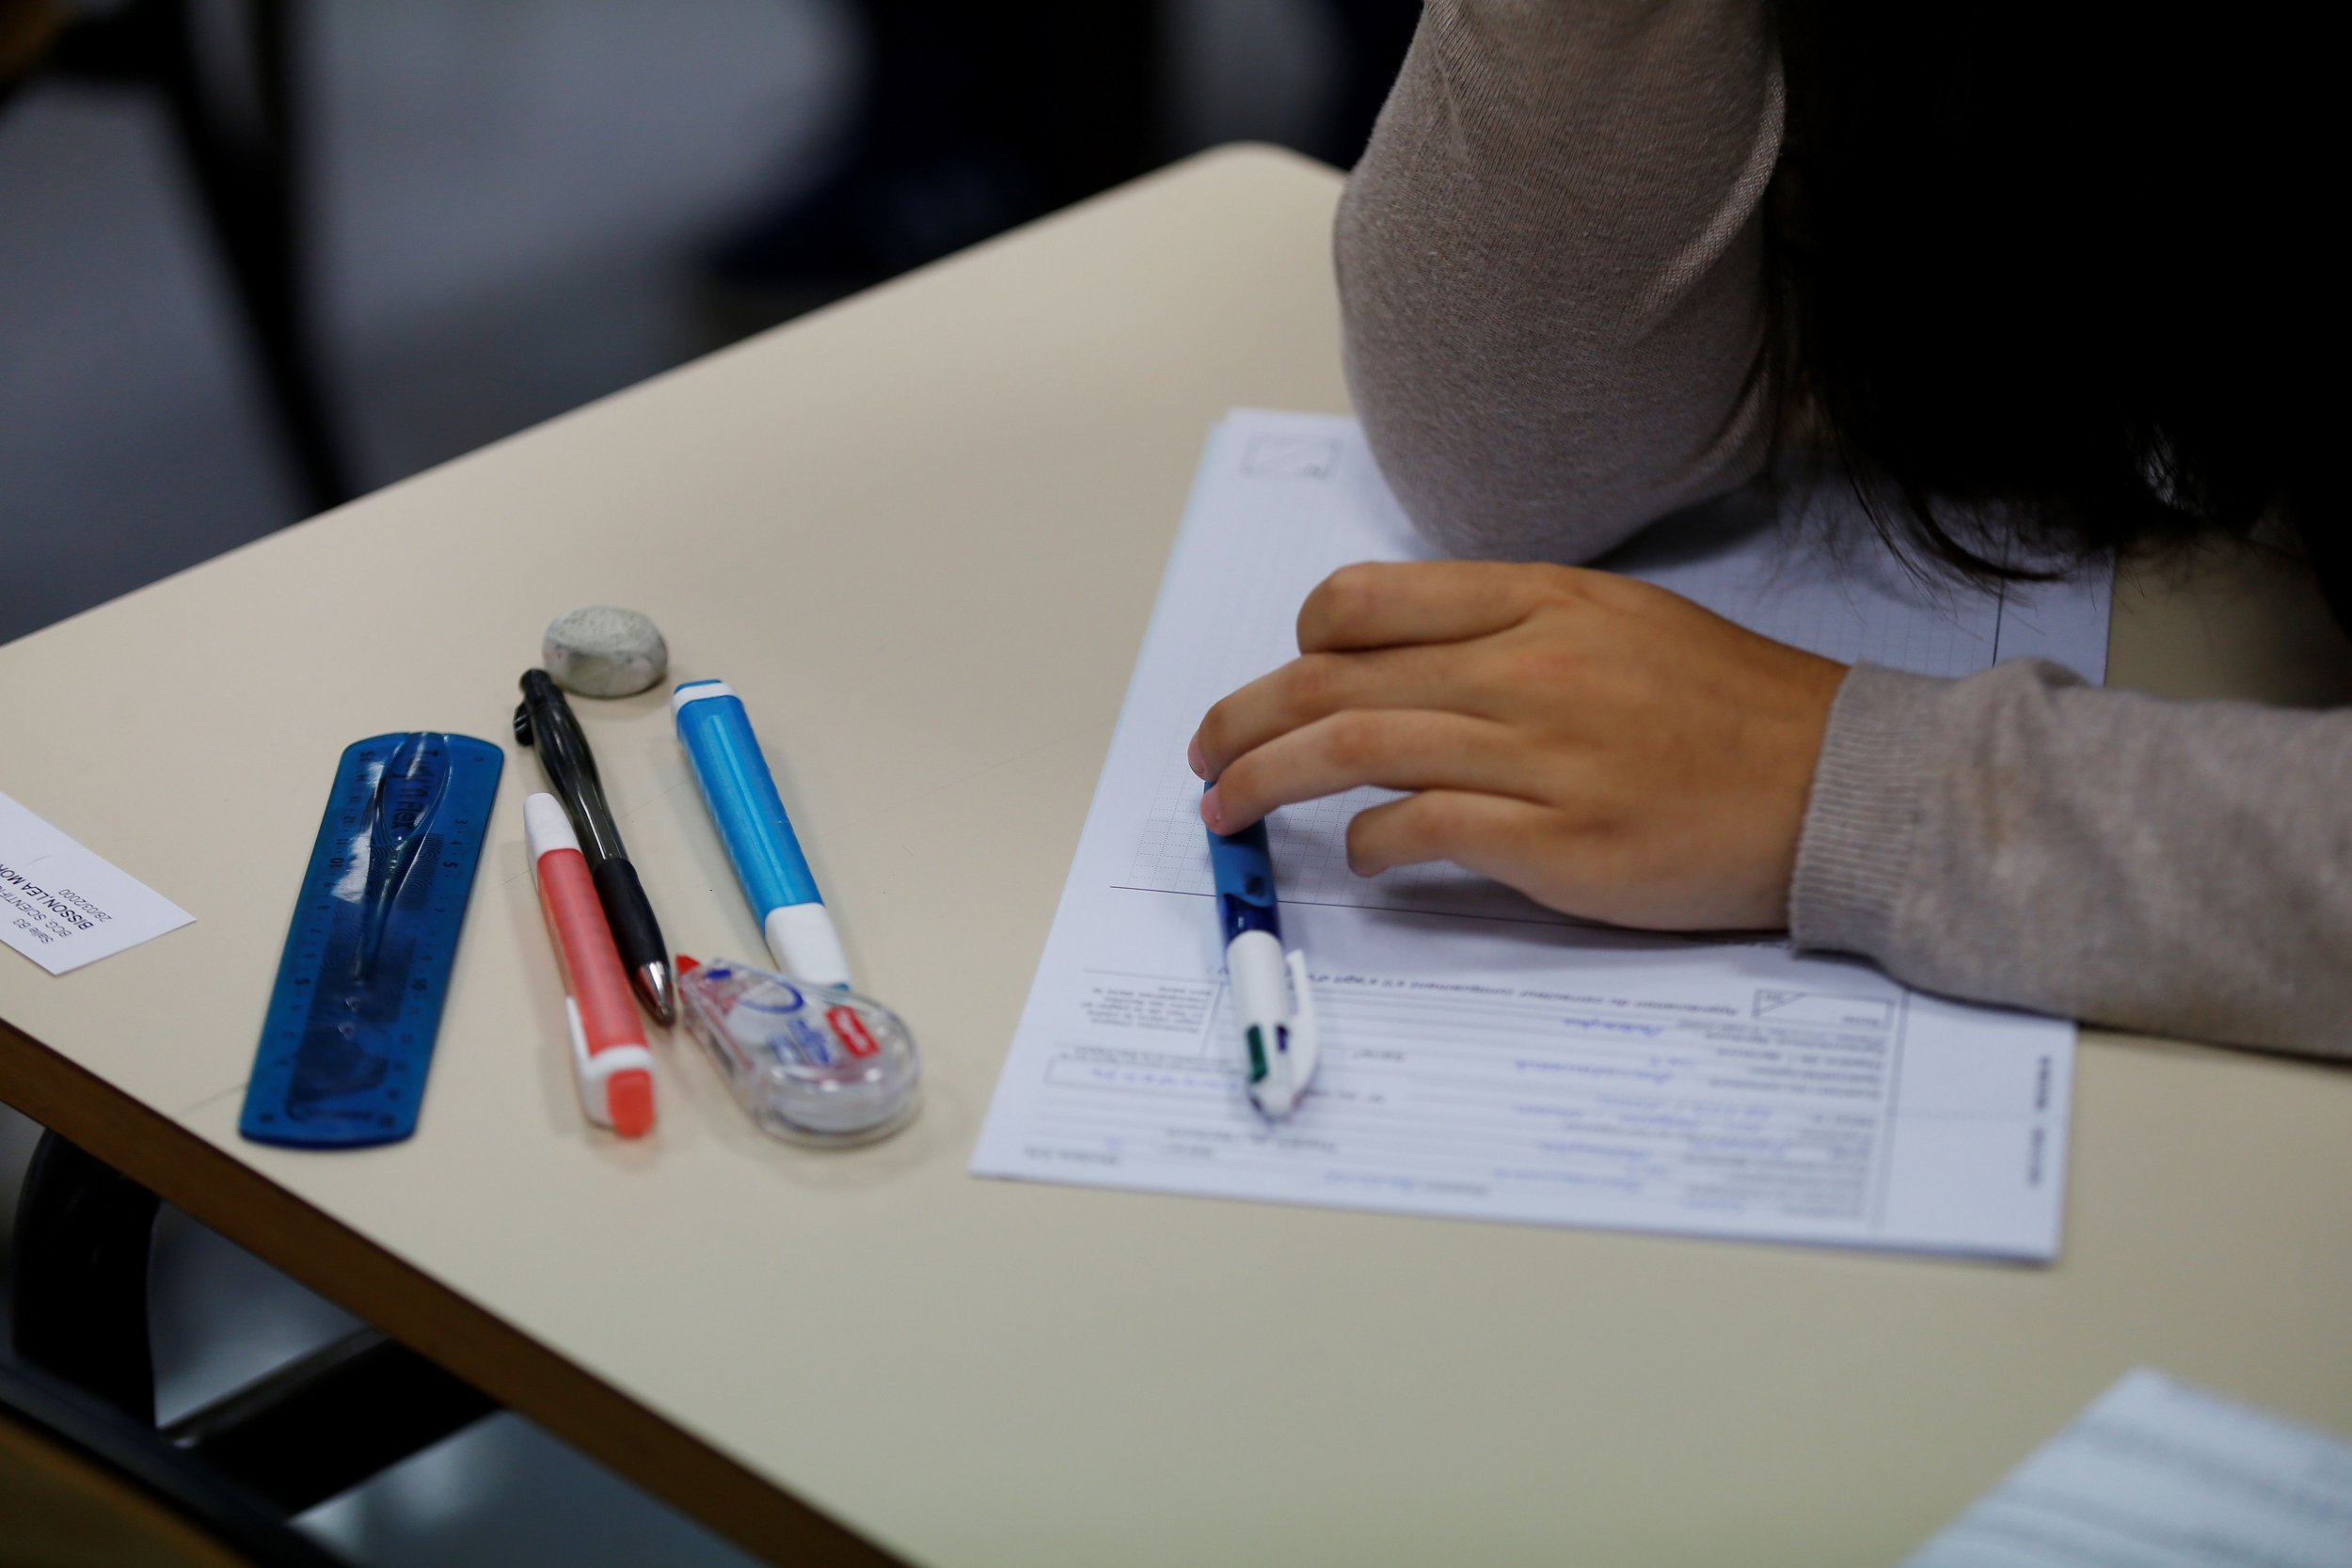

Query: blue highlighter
[672,680,851,989]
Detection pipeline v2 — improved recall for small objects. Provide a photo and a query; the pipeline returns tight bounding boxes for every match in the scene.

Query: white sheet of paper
[0,790,195,974]
[1904,1370,2352,1567]
[971,410,2100,1259]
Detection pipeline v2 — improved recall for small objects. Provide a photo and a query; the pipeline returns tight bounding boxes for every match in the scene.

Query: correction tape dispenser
[675,957,919,1143]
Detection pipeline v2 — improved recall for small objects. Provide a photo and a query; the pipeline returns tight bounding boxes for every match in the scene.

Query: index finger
[1297,562,1556,654]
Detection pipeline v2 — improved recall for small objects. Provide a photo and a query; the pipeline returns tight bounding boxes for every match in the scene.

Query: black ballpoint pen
[514,670,677,1024]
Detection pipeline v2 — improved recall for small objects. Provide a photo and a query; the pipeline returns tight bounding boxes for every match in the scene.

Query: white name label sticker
[0,791,195,974]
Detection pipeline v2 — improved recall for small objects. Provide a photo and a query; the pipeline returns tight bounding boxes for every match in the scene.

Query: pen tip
[635,962,677,1026]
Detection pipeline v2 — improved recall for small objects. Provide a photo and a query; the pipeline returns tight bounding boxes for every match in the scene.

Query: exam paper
[971,411,2101,1258]
[0,790,194,974]
[1904,1370,2352,1567]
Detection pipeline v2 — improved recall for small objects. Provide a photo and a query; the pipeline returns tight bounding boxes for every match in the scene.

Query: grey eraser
[542,605,668,698]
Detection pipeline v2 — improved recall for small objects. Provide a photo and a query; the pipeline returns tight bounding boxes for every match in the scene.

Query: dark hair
[1765,3,2344,626]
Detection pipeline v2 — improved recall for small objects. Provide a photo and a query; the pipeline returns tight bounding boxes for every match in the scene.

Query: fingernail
[1200,786,1223,832]
[1186,735,1206,778]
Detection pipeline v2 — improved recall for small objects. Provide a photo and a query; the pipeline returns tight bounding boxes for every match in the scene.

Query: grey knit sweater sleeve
[1797,665,2352,1052]
[1338,0,2352,1053]
[1336,0,1781,560]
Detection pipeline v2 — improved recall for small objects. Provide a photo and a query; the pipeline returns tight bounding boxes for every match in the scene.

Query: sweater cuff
[1788,664,1950,958]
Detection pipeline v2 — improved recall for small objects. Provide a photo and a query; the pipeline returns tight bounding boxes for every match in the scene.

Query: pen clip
[1280,948,1319,1093]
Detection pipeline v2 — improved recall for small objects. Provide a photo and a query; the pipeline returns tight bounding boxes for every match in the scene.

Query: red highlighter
[524,792,656,1136]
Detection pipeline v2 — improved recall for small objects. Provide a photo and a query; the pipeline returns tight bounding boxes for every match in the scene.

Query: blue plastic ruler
[240,734,503,1148]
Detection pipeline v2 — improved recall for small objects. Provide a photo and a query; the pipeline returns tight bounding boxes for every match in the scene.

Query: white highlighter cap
[522,792,579,865]
[765,903,851,990]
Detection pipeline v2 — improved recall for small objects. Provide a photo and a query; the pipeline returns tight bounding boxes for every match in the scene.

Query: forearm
[1336,0,1780,562]
[1793,661,2352,1053]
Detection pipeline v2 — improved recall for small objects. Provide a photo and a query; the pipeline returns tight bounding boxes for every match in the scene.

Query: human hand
[1188,562,1848,931]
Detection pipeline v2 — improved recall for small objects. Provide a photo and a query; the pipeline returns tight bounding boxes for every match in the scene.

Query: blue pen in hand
[672,681,851,989]
[1205,791,1319,1117]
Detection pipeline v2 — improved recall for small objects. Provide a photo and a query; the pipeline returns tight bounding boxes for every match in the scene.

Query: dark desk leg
[47,0,353,513]
[154,0,353,513]
[9,1125,494,1513]
[10,1129,161,1424]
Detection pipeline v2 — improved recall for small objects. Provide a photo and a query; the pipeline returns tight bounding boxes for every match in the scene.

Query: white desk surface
[3,146,2348,1567]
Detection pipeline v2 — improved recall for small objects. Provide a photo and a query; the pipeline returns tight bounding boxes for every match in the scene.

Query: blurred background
[0,1,1414,1561]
